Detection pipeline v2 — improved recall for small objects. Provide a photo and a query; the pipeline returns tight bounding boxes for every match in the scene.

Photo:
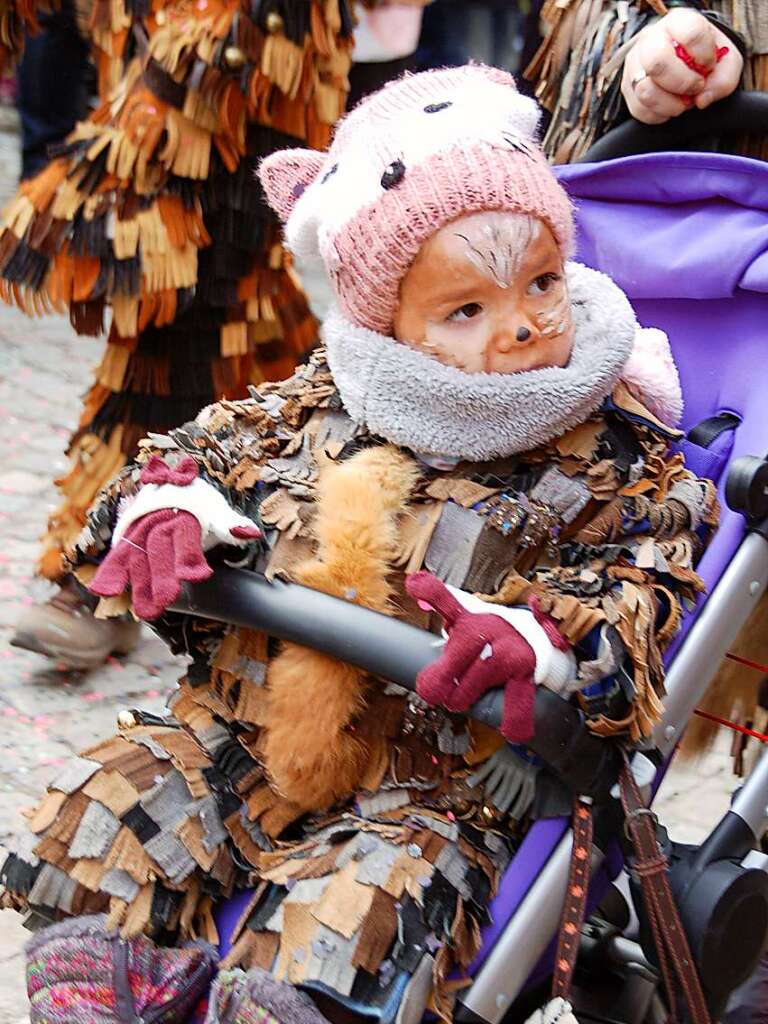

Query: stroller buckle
[623,806,658,843]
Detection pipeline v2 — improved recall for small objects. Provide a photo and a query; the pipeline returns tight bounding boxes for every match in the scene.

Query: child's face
[394,212,574,374]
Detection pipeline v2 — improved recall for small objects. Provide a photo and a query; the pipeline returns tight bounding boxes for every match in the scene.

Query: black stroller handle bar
[579,90,768,163]
[172,568,621,800]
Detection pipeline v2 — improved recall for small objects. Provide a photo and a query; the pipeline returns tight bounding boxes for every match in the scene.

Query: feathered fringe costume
[0,0,354,580]
[0,275,718,1018]
[528,0,766,164]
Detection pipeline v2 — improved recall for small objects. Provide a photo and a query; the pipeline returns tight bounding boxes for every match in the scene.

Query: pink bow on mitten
[90,508,214,620]
[406,571,537,743]
[140,454,201,486]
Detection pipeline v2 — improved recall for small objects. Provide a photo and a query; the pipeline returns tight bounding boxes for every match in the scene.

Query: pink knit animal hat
[259,65,574,335]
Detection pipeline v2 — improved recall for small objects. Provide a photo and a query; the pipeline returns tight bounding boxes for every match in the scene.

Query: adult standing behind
[528,3,747,163]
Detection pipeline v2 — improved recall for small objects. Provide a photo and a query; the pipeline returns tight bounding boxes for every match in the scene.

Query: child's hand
[622,8,742,125]
[90,508,215,620]
[406,572,538,743]
[91,456,261,619]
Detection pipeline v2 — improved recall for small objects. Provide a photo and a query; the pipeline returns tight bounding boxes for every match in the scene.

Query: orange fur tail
[263,445,420,811]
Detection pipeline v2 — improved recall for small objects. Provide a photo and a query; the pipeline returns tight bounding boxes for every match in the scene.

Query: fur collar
[322,262,637,462]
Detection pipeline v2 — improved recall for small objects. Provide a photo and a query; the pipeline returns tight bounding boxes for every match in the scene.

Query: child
[3,66,717,1023]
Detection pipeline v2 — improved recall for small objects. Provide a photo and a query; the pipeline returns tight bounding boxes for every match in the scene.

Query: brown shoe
[11,579,140,671]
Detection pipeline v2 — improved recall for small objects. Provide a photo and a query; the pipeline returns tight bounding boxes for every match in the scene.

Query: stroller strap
[552,797,594,1002]
[619,751,712,1024]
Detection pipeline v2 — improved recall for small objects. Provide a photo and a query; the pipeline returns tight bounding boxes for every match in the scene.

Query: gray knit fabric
[141,769,193,831]
[101,867,140,903]
[50,757,102,795]
[28,864,78,914]
[144,831,197,884]
[68,801,121,860]
[323,262,636,461]
[424,503,486,587]
[205,967,331,1024]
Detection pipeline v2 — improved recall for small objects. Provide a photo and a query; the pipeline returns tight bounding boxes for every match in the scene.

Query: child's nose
[491,315,537,354]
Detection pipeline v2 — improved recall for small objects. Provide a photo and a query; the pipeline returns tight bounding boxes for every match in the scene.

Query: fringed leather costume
[1,320,717,1017]
[0,0,353,579]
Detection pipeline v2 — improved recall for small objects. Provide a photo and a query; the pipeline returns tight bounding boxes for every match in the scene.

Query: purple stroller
[174,129,768,1022]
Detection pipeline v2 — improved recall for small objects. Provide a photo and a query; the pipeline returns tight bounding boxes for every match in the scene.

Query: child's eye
[447,302,482,322]
[528,272,561,296]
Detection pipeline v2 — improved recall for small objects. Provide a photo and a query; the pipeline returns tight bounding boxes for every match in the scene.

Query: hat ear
[461,63,540,139]
[258,148,327,222]
[471,63,516,91]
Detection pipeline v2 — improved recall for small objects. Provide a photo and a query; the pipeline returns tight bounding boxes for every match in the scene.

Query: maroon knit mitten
[90,508,213,620]
[406,572,537,743]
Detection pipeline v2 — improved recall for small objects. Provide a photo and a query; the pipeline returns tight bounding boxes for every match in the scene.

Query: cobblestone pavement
[0,124,740,1021]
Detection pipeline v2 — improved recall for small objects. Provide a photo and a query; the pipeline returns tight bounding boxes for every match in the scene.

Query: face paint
[453,215,539,290]
[394,211,574,375]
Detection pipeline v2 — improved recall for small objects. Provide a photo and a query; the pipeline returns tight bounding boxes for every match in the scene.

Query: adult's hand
[622,8,743,125]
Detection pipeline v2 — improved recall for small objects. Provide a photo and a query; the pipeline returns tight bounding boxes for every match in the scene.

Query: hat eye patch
[381,160,406,190]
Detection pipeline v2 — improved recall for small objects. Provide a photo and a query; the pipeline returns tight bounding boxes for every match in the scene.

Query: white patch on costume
[525,998,579,1024]
[112,478,259,551]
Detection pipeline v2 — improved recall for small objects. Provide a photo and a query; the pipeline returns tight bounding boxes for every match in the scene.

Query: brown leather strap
[619,751,712,1024]
[552,797,594,1000]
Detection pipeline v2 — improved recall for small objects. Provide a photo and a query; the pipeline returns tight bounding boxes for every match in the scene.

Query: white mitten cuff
[113,479,260,551]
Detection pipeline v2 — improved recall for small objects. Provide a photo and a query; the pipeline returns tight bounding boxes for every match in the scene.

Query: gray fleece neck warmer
[322,262,637,462]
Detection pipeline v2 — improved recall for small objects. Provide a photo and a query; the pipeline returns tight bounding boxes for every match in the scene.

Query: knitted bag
[26,914,219,1023]
[204,968,330,1024]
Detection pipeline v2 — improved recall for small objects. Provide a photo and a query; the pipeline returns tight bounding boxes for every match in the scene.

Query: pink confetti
[83,691,105,701]
[3,707,17,717]
[146,689,160,699]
